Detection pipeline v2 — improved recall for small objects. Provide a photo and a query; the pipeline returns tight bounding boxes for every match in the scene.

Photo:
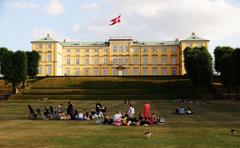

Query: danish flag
[109,15,121,26]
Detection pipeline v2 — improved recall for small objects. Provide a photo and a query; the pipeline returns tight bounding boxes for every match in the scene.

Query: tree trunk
[12,82,19,94]
[227,85,230,99]
[4,80,8,85]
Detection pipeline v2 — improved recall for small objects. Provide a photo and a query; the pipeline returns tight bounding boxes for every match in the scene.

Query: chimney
[63,39,66,42]
[192,32,195,35]
[47,33,50,37]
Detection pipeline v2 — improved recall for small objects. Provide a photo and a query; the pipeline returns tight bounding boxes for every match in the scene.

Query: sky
[1,0,240,55]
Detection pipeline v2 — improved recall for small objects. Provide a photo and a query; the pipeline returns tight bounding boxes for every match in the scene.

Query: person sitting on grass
[96,103,107,113]
[178,106,186,114]
[186,107,193,115]
[91,108,99,119]
[74,110,84,120]
[84,111,91,120]
[56,104,64,114]
[28,105,37,120]
[103,113,113,125]
[127,103,135,118]
[151,113,159,124]
[113,111,122,126]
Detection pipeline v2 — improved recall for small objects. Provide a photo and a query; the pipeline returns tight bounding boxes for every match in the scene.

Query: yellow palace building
[31,33,209,76]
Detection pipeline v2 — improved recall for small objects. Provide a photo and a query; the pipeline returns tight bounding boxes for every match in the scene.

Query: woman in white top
[127,103,135,118]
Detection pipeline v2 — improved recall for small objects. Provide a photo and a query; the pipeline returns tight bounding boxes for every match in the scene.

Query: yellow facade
[31,33,209,76]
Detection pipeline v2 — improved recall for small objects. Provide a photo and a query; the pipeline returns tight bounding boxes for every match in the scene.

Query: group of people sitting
[28,102,106,120]
[28,101,165,126]
[175,106,193,115]
[102,103,165,126]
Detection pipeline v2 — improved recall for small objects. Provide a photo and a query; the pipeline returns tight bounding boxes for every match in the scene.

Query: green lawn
[1,99,240,147]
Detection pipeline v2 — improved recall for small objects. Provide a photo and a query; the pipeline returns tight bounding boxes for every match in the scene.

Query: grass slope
[10,77,211,100]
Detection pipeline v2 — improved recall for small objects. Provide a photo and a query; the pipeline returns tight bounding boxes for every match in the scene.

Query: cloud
[81,2,99,11]
[4,1,39,9]
[45,0,64,16]
[72,24,81,33]
[105,0,240,42]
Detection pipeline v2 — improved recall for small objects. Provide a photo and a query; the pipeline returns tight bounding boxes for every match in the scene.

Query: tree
[219,53,233,99]
[27,51,40,77]
[0,48,14,84]
[10,51,28,93]
[184,47,213,89]
[231,48,240,100]
[214,46,233,74]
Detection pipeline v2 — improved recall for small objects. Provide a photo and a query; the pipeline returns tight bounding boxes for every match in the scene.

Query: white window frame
[46,65,51,75]
[75,69,80,76]
[171,55,177,64]
[66,57,70,65]
[161,55,167,64]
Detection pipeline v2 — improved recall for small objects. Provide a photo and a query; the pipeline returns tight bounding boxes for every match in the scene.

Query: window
[152,68,158,75]
[94,48,98,53]
[47,43,51,49]
[65,69,70,76]
[118,56,123,65]
[112,69,117,75]
[133,68,139,75]
[134,56,139,64]
[171,47,177,53]
[124,56,129,65]
[94,57,98,65]
[112,56,117,65]
[75,49,80,53]
[46,65,51,75]
[143,56,148,65]
[152,56,157,65]
[134,48,139,53]
[161,55,167,64]
[124,46,129,52]
[75,57,80,65]
[66,49,71,53]
[112,45,117,53]
[171,68,177,76]
[102,69,107,76]
[84,57,89,65]
[37,44,42,49]
[124,69,129,75]
[142,68,148,75]
[38,66,42,75]
[75,69,80,76]
[85,48,89,53]
[161,48,167,53]
[47,53,52,61]
[84,69,89,76]
[152,48,157,53]
[161,67,167,76]
[94,69,99,76]
[171,55,177,64]
[119,45,123,53]
[66,57,70,65]
[103,47,108,53]
[143,48,148,53]
[102,56,107,64]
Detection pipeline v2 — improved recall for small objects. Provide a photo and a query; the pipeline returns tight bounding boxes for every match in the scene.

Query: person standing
[67,101,75,120]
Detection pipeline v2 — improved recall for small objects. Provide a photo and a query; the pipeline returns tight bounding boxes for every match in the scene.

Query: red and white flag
[109,15,121,26]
